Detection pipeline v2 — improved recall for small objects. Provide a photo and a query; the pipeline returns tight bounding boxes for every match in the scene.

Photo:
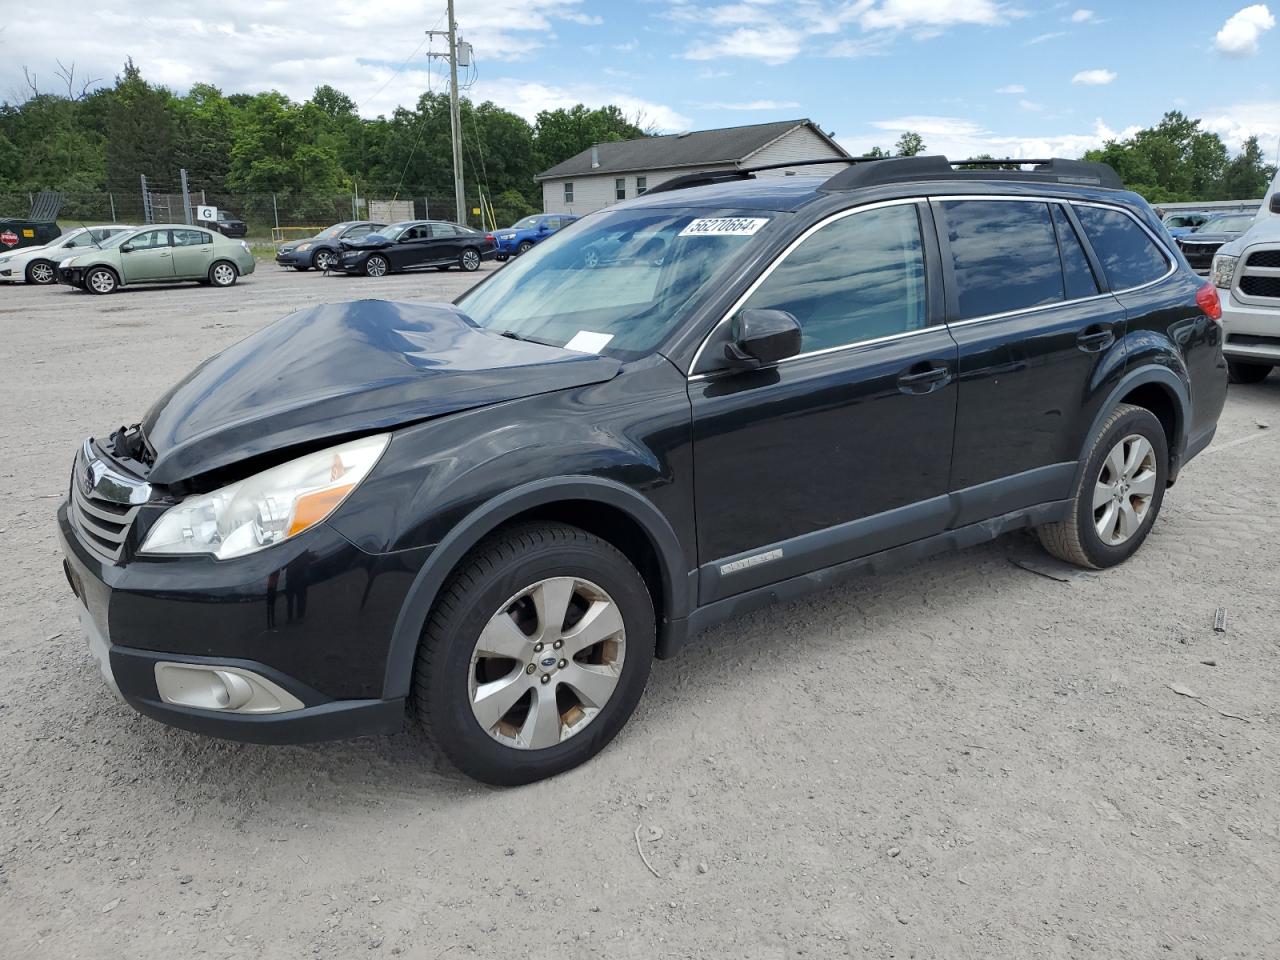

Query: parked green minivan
[57,224,256,294]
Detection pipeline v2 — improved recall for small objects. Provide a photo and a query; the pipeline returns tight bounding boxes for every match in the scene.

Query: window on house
[615,178,626,201]
[564,182,574,204]
[636,176,648,195]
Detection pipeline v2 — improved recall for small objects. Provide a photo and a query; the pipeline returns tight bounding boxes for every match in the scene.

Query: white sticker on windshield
[678,217,770,238]
[564,330,615,354]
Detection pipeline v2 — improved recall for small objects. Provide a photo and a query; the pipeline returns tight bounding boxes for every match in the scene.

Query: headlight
[0,256,9,265]
[1212,255,1238,290]
[500,234,515,241]
[140,434,388,559]
[240,241,251,252]
[297,242,312,251]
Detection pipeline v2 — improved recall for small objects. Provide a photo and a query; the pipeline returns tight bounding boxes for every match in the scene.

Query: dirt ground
[2,265,1279,959]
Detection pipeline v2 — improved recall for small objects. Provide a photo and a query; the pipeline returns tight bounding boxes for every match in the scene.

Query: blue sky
[3,1,1277,160]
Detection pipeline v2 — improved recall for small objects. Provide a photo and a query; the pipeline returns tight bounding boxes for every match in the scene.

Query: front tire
[26,260,56,284]
[413,522,654,785]
[84,267,118,295]
[209,260,239,287]
[312,249,337,272]
[364,254,389,277]
[1227,360,1272,384]
[1037,403,1168,569]
[516,240,534,256]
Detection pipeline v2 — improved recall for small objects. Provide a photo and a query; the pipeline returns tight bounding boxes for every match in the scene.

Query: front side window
[615,178,626,201]
[130,229,171,250]
[1072,204,1169,290]
[564,182,574,204]
[172,229,211,246]
[741,203,927,353]
[940,200,1064,320]
[457,207,775,360]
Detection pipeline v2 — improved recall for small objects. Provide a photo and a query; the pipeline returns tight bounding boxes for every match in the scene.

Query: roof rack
[646,154,1123,196]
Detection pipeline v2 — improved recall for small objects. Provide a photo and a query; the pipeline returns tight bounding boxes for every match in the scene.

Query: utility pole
[179,168,193,225]
[427,1,467,225]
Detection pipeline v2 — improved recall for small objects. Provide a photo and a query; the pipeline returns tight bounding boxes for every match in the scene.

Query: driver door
[391,224,433,269]
[120,229,176,282]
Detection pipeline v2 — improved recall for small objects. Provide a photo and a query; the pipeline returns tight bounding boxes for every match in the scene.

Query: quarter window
[564,182,574,204]
[615,178,626,201]
[1072,204,1170,290]
[1051,205,1100,300]
[741,204,927,353]
[940,200,1064,320]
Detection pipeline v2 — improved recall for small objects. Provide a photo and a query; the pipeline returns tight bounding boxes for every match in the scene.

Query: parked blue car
[491,214,578,260]
[1162,211,1211,239]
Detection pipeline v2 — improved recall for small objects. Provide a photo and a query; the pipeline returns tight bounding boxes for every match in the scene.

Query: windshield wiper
[497,330,557,347]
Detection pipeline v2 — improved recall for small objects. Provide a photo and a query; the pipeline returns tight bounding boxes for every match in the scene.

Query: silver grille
[68,440,151,563]
[1238,245,1280,302]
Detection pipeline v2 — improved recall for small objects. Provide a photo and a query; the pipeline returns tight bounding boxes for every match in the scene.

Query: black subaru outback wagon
[59,156,1227,784]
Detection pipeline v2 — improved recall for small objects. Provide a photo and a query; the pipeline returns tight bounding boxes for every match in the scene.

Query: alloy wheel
[461,248,480,271]
[29,261,55,284]
[468,576,626,750]
[87,269,116,294]
[314,250,335,271]
[366,256,388,277]
[1093,433,1158,545]
[211,263,237,286]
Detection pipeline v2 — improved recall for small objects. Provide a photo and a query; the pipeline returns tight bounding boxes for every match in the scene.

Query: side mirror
[724,308,802,369]
[1271,194,1280,214]
[538,224,550,232]
[120,243,134,253]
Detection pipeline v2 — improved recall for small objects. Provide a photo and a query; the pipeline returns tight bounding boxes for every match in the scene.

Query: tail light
[485,233,495,245]
[1196,282,1222,323]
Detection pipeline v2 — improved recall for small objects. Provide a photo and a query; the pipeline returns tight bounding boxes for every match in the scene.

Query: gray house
[534,118,849,216]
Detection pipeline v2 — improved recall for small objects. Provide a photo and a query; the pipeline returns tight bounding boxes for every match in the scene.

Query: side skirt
[656,499,1070,659]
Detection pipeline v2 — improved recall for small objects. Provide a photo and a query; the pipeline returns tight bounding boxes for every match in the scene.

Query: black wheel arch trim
[382,476,691,699]
[1074,364,1190,489]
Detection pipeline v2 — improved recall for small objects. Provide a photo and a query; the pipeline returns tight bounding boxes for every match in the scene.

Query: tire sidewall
[421,537,654,785]
[209,261,238,287]
[85,267,117,294]
[27,260,55,284]
[1073,407,1169,567]
[460,248,481,271]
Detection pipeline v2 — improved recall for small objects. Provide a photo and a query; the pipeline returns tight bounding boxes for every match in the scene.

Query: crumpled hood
[141,300,621,484]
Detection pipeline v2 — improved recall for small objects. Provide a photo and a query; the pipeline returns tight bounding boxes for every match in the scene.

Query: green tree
[1215,135,1277,200]
[106,59,178,188]
[532,104,645,174]
[1083,111,1230,202]
[894,131,925,157]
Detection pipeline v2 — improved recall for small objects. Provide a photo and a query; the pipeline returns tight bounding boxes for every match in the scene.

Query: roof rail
[819,155,1124,192]
[646,156,876,195]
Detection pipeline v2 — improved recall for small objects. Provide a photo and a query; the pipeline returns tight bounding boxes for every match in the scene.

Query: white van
[1213,170,1280,383]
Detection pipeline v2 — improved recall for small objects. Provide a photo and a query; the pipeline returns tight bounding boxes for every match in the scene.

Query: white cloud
[1018,99,1043,112]
[839,115,1141,160]
[1026,31,1066,44]
[1072,68,1116,85]
[684,25,804,63]
[859,0,1010,31]
[995,83,1026,93]
[1213,4,1275,56]
[472,79,692,131]
[693,99,803,110]
[1069,9,1096,23]
[1200,100,1280,151]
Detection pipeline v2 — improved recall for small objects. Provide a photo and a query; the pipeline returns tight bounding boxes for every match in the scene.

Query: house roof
[534,119,847,180]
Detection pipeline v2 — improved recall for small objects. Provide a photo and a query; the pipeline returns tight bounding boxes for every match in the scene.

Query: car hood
[341,236,390,250]
[140,300,621,485]
[1181,231,1243,243]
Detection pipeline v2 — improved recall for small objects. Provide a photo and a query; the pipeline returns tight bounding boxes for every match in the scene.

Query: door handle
[896,362,951,395]
[1076,326,1114,352]
[159,252,170,257]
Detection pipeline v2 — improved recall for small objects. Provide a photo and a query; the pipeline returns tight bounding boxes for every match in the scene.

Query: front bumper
[58,500,427,744]
[1221,290,1280,365]
[57,265,84,285]
[275,249,308,267]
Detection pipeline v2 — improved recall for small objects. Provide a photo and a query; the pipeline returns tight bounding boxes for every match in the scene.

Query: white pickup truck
[1214,171,1280,383]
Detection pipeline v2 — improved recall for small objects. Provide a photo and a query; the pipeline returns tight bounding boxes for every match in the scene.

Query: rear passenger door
[170,228,214,278]
[934,198,1127,522]
[428,223,464,262]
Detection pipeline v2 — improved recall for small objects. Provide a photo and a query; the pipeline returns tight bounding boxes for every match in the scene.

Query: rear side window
[940,200,1064,320]
[1051,205,1100,300]
[742,203,927,352]
[1072,204,1169,290]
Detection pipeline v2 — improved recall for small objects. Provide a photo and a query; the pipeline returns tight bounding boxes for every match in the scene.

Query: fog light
[154,663,305,714]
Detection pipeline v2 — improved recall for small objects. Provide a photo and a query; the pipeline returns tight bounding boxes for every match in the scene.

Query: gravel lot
[3,265,1279,959]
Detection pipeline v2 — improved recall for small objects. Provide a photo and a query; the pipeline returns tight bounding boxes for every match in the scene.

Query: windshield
[370,222,414,241]
[1198,215,1254,233]
[458,207,776,359]
[511,217,541,230]
[57,228,90,247]
[319,222,355,238]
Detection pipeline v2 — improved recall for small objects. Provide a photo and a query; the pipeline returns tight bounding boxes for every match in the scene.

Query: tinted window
[941,200,1063,320]
[1073,204,1169,290]
[432,223,460,238]
[742,204,927,352]
[1051,205,1100,300]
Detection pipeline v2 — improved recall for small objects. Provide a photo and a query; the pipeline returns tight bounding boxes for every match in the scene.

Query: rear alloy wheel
[459,247,481,272]
[365,254,389,278]
[26,260,56,285]
[413,522,654,785]
[84,267,118,295]
[1227,360,1272,384]
[209,261,239,287]
[516,240,534,256]
[1038,403,1167,569]
[313,249,337,272]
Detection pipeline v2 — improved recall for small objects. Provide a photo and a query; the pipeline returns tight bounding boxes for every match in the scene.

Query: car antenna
[79,222,103,249]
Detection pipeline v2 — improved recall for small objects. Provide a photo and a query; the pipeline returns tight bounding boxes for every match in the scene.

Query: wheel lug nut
[526,663,536,675]
[540,674,550,684]
[558,659,567,669]
[533,642,544,653]
[553,640,563,649]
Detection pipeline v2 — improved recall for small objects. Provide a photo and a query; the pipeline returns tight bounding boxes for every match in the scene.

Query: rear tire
[1037,403,1168,569]
[84,267,118,295]
[459,247,481,272]
[1227,360,1272,384]
[412,522,654,785]
[209,260,239,287]
[26,260,56,284]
